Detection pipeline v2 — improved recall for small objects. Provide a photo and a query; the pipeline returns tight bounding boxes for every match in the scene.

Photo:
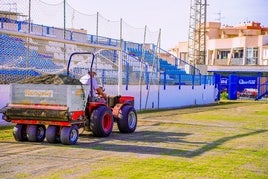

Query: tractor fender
[87,102,106,113]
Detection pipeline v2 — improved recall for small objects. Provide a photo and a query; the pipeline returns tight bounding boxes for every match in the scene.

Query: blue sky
[13,0,268,49]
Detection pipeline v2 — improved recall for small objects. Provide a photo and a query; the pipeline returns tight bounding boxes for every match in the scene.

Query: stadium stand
[0,16,203,87]
[126,47,187,79]
[0,33,63,73]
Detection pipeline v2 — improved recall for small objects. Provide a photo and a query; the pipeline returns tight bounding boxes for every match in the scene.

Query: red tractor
[2,52,137,145]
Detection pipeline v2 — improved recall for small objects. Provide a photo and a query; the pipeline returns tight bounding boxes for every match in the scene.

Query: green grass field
[0,100,267,178]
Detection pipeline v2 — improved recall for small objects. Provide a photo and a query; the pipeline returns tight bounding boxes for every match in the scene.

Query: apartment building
[170,21,268,76]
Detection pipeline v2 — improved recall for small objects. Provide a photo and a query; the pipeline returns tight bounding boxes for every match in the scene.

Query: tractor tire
[13,124,28,141]
[117,105,137,133]
[27,124,46,142]
[46,125,60,143]
[60,126,79,145]
[90,106,113,137]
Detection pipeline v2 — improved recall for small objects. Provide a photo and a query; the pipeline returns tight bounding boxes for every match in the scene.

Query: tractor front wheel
[117,105,137,133]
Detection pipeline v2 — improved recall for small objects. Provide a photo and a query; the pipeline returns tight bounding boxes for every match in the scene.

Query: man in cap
[80,69,107,101]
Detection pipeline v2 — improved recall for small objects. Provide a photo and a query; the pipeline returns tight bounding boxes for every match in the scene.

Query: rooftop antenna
[71,10,75,28]
[215,10,225,23]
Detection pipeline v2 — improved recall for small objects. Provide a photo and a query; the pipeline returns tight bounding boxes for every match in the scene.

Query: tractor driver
[80,70,107,101]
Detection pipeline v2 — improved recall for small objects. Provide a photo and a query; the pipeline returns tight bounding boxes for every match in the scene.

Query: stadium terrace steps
[126,48,187,76]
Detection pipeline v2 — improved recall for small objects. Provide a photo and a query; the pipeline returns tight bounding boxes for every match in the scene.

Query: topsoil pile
[18,74,81,85]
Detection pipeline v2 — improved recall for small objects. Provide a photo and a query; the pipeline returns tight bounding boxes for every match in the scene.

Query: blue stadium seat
[0,34,62,71]
[127,48,187,77]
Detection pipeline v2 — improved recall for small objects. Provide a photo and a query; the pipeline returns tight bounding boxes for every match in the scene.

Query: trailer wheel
[13,124,27,141]
[117,105,137,133]
[90,106,113,137]
[27,125,46,142]
[60,126,79,145]
[46,125,60,143]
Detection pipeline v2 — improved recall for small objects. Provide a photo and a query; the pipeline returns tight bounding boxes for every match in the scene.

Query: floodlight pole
[157,28,161,110]
[96,12,99,44]
[63,0,66,64]
[118,18,123,95]
[63,0,66,40]
[26,0,31,78]
[139,25,147,110]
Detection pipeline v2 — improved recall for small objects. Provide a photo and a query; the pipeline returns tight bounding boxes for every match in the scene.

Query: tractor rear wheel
[90,106,113,137]
[46,125,60,143]
[13,124,27,141]
[27,124,46,142]
[60,126,79,145]
[117,105,137,133]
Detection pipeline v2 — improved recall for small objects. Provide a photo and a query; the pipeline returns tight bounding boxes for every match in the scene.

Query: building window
[246,47,258,65]
[233,49,243,58]
[217,50,230,59]
[179,52,187,61]
[263,48,268,59]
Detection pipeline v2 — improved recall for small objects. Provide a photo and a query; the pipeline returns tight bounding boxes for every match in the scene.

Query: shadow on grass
[78,131,197,156]
[77,129,267,158]
[1,128,267,158]
[187,129,267,157]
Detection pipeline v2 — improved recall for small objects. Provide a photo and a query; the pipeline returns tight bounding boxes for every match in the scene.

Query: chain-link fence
[0,0,149,89]
[0,0,214,92]
[0,0,160,44]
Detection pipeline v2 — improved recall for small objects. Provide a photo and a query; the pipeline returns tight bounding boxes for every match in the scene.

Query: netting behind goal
[0,30,156,96]
[0,0,161,90]
[0,0,159,44]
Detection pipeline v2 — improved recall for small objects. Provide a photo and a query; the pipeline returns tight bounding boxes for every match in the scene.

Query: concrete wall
[117,85,216,110]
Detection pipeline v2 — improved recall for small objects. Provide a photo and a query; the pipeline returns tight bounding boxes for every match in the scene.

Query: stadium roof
[0,10,26,17]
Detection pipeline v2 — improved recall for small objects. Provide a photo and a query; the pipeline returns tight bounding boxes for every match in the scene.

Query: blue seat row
[127,47,187,76]
[0,34,62,70]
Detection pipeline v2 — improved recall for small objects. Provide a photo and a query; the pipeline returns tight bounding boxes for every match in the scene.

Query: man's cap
[88,69,97,75]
